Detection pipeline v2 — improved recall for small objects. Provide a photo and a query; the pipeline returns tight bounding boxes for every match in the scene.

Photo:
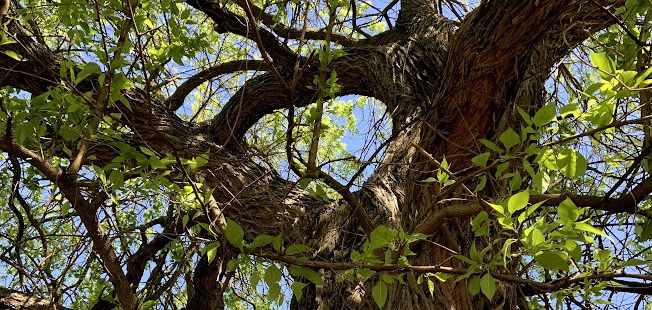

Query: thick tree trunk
[0,0,627,309]
[291,1,625,310]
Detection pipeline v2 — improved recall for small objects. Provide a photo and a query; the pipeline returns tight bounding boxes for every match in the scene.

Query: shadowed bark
[0,0,646,309]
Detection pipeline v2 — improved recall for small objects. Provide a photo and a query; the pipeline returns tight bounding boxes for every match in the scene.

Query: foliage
[0,0,650,309]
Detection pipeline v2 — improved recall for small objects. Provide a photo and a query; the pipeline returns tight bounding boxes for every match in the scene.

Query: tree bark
[0,0,632,309]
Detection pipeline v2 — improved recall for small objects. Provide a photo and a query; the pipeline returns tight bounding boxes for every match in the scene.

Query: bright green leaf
[480,273,497,300]
[534,251,568,272]
[499,128,520,150]
[508,189,529,213]
[472,152,491,167]
[226,219,245,248]
[558,198,579,224]
[372,281,388,308]
[533,103,556,127]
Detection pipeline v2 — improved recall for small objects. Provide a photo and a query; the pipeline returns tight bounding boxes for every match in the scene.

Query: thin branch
[246,248,652,295]
[541,115,652,147]
[530,192,652,218]
[186,0,297,67]
[233,0,358,46]
[0,140,138,310]
[240,0,290,90]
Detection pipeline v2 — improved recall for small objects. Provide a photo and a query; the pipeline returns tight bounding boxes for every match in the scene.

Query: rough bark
[0,0,640,309]
[0,287,69,310]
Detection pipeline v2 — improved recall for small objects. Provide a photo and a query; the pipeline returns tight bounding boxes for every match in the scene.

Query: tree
[0,0,650,309]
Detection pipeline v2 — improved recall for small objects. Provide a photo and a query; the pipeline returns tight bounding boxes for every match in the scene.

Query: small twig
[588,0,651,47]
[410,140,474,196]
[241,0,290,90]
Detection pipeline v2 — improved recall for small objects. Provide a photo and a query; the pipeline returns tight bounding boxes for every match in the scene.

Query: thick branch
[233,0,358,46]
[166,60,266,110]
[185,0,298,67]
[0,287,70,310]
[428,0,625,159]
[0,140,137,310]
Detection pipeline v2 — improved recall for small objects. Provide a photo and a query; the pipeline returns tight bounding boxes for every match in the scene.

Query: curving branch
[247,249,652,296]
[232,0,359,46]
[424,0,626,160]
[165,60,266,110]
[531,177,652,218]
[185,0,298,67]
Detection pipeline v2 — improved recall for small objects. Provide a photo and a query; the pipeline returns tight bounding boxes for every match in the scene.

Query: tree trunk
[0,0,627,309]
[291,1,625,309]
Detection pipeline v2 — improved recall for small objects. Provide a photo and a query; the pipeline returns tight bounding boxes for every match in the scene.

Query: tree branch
[165,60,266,110]
[232,0,358,46]
[0,287,70,310]
[0,140,138,310]
[247,249,652,296]
[185,0,298,67]
[530,175,652,218]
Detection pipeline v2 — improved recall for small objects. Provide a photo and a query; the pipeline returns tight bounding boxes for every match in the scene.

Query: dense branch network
[0,0,649,309]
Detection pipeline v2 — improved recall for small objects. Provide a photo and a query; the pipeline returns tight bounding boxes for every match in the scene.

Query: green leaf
[480,273,497,300]
[109,170,124,189]
[272,234,282,251]
[488,203,506,216]
[289,265,325,286]
[534,251,568,272]
[141,300,158,310]
[291,282,308,301]
[590,52,615,78]
[433,272,453,282]
[149,156,166,170]
[3,51,24,61]
[372,281,387,308]
[574,222,607,237]
[285,244,313,255]
[499,129,520,150]
[558,198,579,224]
[639,221,652,241]
[61,200,71,214]
[479,139,503,153]
[474,175,487,192]
[264,265,282,300]
[369,225,398,250]
[508,189,529,213]
[472,211,490,237]
[529,228,545,247]
[557,149,587,179]
[501,238,518,268]
[264,264,282,283]
[203,242,220,263]
[75,62,101,84]
[620,259,650,267]
[188,155,209,169]
[517,106,533,125]
[533,103,556,127]
[472,152,490,167]
[421,177,437,183]
[182,214,189,228]
[250,235,276,249]
[468,275,481,296]
[427,278,435,296]
[226,219,245,248]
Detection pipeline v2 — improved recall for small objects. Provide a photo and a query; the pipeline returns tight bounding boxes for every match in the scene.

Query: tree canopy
[0,0,651,309]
